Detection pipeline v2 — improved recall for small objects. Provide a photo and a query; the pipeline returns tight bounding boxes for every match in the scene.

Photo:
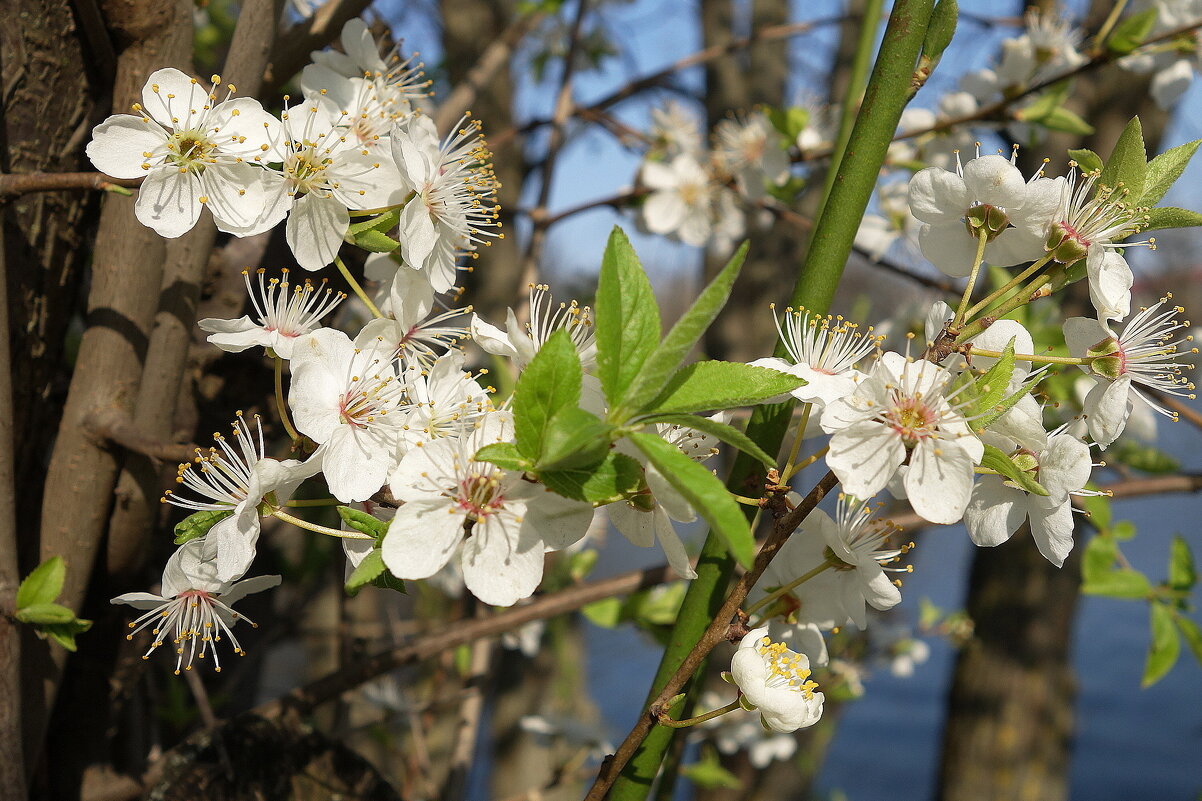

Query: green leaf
[16,602,77,625]
[972,383,1033,432]
[474,441,534,472]
[347,209,401,236]
[970,336,1016,415]
[1143,206,1202,231]
[1016,82,1069,122]
[536,407,614,470]
[1067,148,1104,174]
[619,243,750,417]
[336,506,390,540]
[681,747,742,791]
[38,618,92,652]
[1099,117,1147,200]
[979,443,1050,497]
[1175,614,1202,667]
[538,452,645,504]
[353,229,401,253]
[594,227,661,407]
[1168,534,1196,591]
[766,106,811,142]
[642,361,805,416]
[1112,520,1137,541]
[513,328,582,460]
[345,549,385,596]
[1107,7,1158,55]
[1082,533,1118,584]
[568,548,599,582]
[1139,139,1201,206]
[173,509,234,545]
[582,597,624,628]
[1079,488,1112,530]
[1143,601,1181,687]
[629,582,687,627]
[627,431,754,568]
[1039,107,1094,136]
[16,556,66,609]
[641,413,776,467]
[1082,568,1152,599]
[1110,440,1180,474]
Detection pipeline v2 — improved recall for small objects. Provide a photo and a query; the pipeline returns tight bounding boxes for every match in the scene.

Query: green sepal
[980,443,1050,496]
[640,412,776,467]
[627,431,755,568]
[16,556,66,609]
[336,506,390,541]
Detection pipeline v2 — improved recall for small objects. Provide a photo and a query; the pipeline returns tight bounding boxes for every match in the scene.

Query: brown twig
[0,172,139,200]
[583,470,839,801]
[83,409,196,463]
[491,17,843,151]
[434,10,547,132]
[519,0,592,291]
[798,19,1202,163]
[252,562,675,721]
[262,0,373,93]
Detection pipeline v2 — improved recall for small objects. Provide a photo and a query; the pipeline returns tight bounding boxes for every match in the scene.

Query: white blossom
[199,269,345,359]
[964,431,1092,566]
[821,351,984,524]
[1064,298,1197,448]
[750,305,881,406]
[86,69,281,238]
[382,414,593,606]
[163,413,315,580]
[111,537,279,673]
[730,627,824,733]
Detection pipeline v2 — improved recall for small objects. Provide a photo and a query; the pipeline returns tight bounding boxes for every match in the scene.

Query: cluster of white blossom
[96,6,1201,753]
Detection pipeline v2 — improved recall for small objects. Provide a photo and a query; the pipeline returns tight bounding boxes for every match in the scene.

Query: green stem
[604,4,937,799]
[274,355,300,442]
[952,230,990,330]
[963,254,1054,321]
[655,699,742,729]
[335,255,383,318]
[744,560,836,618]
[817,0,886,213]
[271,508,373,540]
[1092,0,1130,53]
[284,498,342,507]
[966,346,1089,366]
[954,263,1066,344]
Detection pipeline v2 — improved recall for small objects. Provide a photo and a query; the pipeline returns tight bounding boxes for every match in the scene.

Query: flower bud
[1045,221,1090,264]
[964,203,1011,242]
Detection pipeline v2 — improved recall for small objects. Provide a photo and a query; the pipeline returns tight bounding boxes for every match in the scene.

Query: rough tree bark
[31,0,194,775]
[936,3,1169,797]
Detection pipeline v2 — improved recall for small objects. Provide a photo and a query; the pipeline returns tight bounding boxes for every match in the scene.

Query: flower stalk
[334,255,384,319]
[655,699,742,729]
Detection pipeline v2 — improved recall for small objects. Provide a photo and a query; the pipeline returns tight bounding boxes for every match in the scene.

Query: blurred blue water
[585,420,1202,800]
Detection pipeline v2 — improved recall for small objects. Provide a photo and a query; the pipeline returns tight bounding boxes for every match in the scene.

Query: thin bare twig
[252,562,675,721]
[83,409,196,463]
[491,17,843,150]
[519,0,592,290]
[583,470,840,801]
[434,11,547,132]
[263,0,373,92]
[0,172,139,200]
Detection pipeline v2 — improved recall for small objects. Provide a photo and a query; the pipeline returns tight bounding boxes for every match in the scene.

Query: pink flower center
[885,396,936,444]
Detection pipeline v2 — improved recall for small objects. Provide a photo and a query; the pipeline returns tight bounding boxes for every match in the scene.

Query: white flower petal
[86,115,167,178]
